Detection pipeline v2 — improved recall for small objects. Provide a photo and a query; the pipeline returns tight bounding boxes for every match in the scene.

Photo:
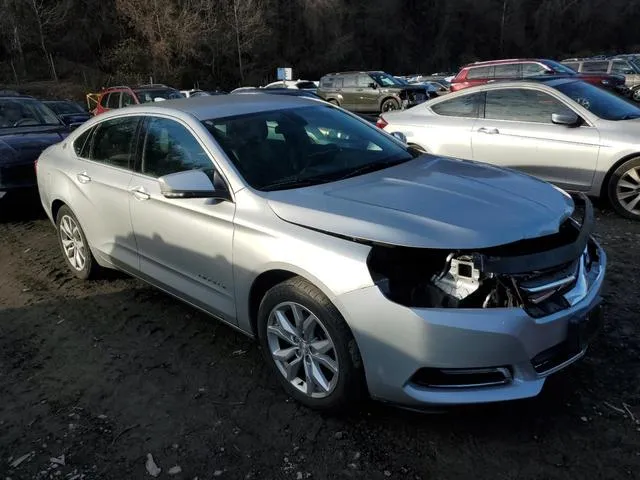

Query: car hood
[0,129,67,165]
[266,156,574,249]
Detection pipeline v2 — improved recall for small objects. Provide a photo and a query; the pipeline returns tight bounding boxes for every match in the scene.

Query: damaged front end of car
[367,194,603,318]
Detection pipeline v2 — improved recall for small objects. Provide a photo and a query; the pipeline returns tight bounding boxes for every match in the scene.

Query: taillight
[376,117,388,129]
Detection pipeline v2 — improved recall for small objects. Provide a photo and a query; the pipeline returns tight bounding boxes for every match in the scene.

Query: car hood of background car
[0,129,67,165]
[266,156,574,249]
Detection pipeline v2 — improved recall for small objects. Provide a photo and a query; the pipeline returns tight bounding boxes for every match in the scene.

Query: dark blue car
[43,100,91,128]
[0,95,69,200]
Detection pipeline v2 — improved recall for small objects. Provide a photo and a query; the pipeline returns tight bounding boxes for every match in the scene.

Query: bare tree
[115,0,216,78]
[24,0,71,81]
[225,0,268,83]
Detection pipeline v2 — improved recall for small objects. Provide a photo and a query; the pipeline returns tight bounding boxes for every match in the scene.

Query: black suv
[317,71,429,113]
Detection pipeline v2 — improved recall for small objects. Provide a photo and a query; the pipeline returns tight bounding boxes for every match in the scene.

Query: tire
[56,205,97,279]
[381,98,400,112]
[327,98,340,106]
[257,276,366,411]
[632,88,640,102]
[607,157,640,220]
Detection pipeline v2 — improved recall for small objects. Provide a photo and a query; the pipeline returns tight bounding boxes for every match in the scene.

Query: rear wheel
[327,98,340,106]
[632,88,640,102]
[56,205,97,279]
[257,277,366,411]
[607,157,640,220]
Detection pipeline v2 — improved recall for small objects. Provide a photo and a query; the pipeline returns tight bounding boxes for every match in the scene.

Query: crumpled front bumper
[336,196,606,407]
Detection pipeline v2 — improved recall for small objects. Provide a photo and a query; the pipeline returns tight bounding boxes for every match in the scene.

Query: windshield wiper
[261,174,336,192]
[337,158,410,181]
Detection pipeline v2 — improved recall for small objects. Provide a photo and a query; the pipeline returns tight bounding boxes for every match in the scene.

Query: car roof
[464,58,553,67]
[0,94,35,100]
[322,71,384,76]
[98,93,320,121]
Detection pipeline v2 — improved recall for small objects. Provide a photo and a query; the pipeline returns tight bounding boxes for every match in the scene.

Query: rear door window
[90,116,141,169]
[494,64,520,78]
[107,92,121,109]
[99,93,110,108]
[466,66,494,80]
[431,93,483,118]
[342,75,357,87]
[581,61,609,73]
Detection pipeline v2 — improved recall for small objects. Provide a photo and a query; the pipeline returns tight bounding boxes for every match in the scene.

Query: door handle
[477,127,500,134]
[76,172,91,184]
[130,186,150,200]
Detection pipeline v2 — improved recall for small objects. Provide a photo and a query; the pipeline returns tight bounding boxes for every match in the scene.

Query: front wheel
[381,98,400,112]
[632,88,640,102]
[607,157,640,220]
[257,277,366,411]
[56,205,97,279]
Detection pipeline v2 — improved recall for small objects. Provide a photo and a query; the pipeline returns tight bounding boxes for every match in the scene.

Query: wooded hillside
[1,0,639,90]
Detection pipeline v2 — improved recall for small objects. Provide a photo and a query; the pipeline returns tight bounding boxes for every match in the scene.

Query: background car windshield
[135,89,183,103]
[47,101,85,115]
[370,72,403,87]
[295,81,317,89]
[0,98,61,128]
[202,105,413,190]
[545,60,578,74]
[554,81,640,120]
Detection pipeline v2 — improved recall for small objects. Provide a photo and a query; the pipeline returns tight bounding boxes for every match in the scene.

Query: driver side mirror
[551,112,581,127]
[368,82,378,89]
[159,169,231,201]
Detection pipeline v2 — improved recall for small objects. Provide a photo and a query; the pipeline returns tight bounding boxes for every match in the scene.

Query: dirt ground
[0,196,639,480]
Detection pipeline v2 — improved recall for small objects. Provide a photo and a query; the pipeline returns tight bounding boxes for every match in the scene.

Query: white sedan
[378,78,640,220]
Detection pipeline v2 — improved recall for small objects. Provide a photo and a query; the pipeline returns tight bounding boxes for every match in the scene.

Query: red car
[450,59,628,96]
[92,84,183,115]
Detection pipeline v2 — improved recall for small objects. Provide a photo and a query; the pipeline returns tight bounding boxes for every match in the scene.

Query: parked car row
[561,55,640,101]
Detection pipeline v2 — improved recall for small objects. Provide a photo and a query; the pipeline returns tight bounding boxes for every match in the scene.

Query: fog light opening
[410,367,513,389]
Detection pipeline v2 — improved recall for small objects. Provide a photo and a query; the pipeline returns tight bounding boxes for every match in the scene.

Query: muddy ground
[0,196,638,480]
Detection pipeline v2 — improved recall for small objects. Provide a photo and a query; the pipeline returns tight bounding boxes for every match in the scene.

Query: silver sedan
[36,95,605,410]
[379,78,640,220]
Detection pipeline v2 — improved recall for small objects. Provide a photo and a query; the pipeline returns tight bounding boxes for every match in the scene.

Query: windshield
[554,80,640,120]
[202,105,413,191]
[134,88,183,103]
[46,101,85,115]
[295,81,317,89]
[0,98,61,128]
[370,72,404,87]
[544,60,578,74]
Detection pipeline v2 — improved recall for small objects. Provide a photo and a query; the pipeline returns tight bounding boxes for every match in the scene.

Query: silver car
[379,78,640,220]
[36,95,606,410]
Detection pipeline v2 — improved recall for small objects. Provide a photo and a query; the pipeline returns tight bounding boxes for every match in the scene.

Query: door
[129,116,236,322]
[422,92,484,158]
[471,87,601,191]
[356,74,379,112]
[340,74,360,111]
[70,116,141,269]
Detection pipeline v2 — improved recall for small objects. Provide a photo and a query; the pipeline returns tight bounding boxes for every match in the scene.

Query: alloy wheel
[633,89,640,102]
[266,302,339,398]
[616,165,640,215]
[59,214,87,271]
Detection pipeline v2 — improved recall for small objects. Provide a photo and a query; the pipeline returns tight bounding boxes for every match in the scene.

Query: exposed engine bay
[366,195,601,316]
